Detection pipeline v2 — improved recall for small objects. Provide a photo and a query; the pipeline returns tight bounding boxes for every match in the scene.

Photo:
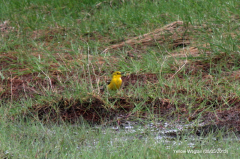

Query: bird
[107,71,122,90]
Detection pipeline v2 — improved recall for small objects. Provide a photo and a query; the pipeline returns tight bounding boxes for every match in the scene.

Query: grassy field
[1,0,240,158]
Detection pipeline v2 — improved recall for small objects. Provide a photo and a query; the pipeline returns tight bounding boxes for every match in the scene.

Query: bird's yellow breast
[107,72,122,90]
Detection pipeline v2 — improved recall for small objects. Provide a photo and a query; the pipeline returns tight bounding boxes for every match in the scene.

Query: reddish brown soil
[122,73,159,87]
[1,66,240,132]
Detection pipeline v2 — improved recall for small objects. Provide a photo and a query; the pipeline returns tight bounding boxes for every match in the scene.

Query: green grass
[0,117,239,159]
[1,0,240,158]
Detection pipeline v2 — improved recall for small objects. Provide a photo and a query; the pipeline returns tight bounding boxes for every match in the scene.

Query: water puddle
[90,120,240,149]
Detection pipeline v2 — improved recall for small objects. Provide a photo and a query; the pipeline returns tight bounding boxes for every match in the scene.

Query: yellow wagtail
[107,71,122,90]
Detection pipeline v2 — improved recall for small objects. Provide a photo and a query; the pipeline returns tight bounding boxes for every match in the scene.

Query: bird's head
[112,71,122,78]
